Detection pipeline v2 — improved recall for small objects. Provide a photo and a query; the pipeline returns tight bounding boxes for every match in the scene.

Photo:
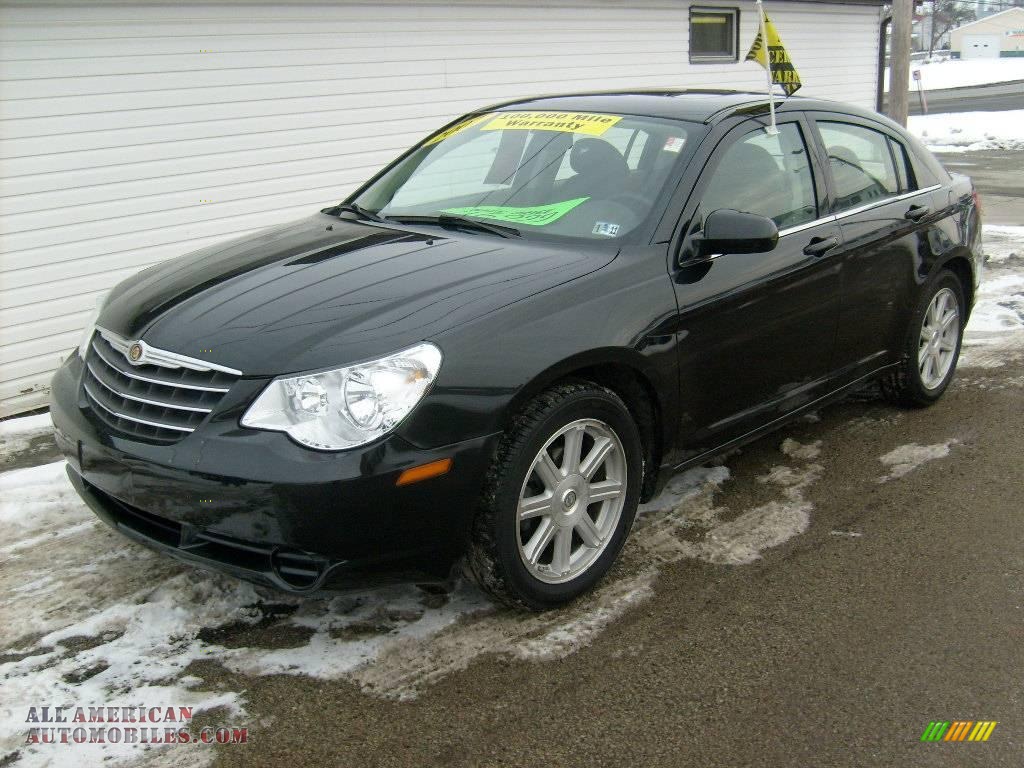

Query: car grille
[82,329,242,444]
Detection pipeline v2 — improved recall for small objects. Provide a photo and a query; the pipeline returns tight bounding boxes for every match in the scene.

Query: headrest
[569,138,628,179]
[727,143,779,179]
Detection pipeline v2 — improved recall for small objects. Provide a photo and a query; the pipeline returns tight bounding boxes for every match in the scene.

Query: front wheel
[467,383,643,610]
[882,270,965,407]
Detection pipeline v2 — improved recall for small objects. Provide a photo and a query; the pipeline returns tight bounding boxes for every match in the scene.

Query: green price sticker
[441,197,589,227]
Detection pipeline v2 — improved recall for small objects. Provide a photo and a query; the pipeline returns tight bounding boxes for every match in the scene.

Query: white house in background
[0,0,888,417]
[951,7,1024,59]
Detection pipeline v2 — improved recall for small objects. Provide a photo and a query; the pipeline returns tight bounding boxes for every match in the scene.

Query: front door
[670,117,842,457]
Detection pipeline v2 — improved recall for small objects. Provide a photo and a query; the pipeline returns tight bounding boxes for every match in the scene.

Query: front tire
[467,383,643,610]
[882,270,965,407]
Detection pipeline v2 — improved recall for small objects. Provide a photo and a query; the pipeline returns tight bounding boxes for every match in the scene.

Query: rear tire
[882,270,965,407]
[466,382,643,610]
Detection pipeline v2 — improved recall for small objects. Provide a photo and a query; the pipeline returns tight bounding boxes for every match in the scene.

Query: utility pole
[888,0,913,127]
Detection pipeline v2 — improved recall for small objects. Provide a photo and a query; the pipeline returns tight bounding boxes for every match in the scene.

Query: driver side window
[701,122,817,230]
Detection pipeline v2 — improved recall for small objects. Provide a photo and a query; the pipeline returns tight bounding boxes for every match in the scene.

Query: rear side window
[818,121,899,211]
[888,136,915,193]
[700,122,817,230]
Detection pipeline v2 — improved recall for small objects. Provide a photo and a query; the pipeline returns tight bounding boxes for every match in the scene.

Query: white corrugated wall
[0,0,881,416]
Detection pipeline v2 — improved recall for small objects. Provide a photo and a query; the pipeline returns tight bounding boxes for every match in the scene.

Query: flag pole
[756,0,778,135]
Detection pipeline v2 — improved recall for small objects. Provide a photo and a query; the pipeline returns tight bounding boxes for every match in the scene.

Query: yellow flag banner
[745,10,802,96]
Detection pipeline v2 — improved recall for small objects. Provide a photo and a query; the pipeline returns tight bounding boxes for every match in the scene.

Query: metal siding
[0,0,881,416]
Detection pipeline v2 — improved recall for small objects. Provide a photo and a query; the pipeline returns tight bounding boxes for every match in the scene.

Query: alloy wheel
[918,287,960,390]
[516,418,627,584]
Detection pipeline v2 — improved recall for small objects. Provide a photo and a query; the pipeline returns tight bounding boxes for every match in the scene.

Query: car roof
[481,89,899,130]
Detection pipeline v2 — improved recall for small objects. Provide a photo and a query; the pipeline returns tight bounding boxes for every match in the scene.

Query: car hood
[100,214,616,375]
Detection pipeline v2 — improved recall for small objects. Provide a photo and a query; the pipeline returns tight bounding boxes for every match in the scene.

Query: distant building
[950,6,1024,58]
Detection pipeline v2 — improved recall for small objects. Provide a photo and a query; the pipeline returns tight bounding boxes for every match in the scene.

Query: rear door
[669,116,842,456]
[806,115,942,385]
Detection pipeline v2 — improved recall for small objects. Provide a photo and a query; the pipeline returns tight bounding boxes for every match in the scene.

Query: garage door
[0,0,882,416]
[961,34,1000,60]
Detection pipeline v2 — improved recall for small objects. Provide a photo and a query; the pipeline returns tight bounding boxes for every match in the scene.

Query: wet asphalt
[902,81,1024,116]
[941,149,1023,227]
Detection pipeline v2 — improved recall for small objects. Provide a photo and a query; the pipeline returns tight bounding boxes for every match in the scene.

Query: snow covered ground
[909,109,1024,152]
[886,57,1024,91]
[1,224,1022,767]
[959,225,1024,369]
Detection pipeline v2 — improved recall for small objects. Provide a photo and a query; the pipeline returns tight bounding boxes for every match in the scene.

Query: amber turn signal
[396,457,453,486]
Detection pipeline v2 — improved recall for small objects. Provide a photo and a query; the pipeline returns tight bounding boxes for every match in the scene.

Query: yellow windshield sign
[483,111,622,136]
[423,114,490,146]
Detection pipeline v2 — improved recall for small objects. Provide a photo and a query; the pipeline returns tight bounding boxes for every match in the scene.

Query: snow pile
[980,226,1023,264]
[908,109,1024,152]
[780,437,822,460]
[0,412,53,466]
[636,439,822,567]
[961,225,1024,368]
[877,441,957,482]
[0,411,52,442]
[967,273,1024,333]
[886,58,1024,91]
[699,461,818,565]
[0,462,257,766]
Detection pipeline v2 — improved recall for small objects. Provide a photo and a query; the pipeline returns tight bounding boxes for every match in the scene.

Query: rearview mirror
[694,209,779,256]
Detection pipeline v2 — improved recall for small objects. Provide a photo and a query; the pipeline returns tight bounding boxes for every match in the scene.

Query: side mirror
[693,209,779,257]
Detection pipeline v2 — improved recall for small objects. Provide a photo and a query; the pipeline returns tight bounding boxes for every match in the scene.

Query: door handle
[803,236,839,257]
[905,204,931,221]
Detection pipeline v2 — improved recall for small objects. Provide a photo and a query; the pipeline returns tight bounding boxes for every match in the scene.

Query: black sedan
[50,90,981,609]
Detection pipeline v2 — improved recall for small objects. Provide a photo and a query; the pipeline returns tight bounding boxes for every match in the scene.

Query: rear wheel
[467,383,643,610]
[882,270,965,406]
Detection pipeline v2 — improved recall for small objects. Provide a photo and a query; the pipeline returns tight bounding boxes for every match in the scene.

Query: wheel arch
[502,348,672,502]
[937,254,975,317]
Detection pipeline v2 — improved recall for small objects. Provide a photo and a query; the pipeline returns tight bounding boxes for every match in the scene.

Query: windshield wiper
[333,202,388,223]
[388,214,521,239]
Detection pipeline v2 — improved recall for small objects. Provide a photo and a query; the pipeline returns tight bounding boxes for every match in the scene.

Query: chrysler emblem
[128,343,144,363]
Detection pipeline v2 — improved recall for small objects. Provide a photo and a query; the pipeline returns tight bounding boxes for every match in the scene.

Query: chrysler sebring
[50,90,981,609]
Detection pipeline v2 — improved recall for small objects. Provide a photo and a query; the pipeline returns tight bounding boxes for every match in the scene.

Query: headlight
[77,295,107,359]
[240,343,443,450]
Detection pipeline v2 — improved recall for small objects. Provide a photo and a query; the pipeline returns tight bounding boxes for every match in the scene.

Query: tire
[882,270,965,407]
[466,382,643,610]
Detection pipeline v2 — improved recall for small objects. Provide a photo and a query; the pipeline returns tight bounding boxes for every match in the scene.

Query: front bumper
[51,353,500,593]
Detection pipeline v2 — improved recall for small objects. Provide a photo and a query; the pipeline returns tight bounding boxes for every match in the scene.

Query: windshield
[352,110,701,242]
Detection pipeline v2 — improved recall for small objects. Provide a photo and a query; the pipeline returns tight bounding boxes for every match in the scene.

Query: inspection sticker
[662,136,686,153]
[441,197,589,226]
[482,112,622,136]
[592,221,620,237]
[423,114,491,146]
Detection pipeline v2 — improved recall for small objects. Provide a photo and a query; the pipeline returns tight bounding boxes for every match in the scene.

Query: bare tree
[926,1,975,56]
